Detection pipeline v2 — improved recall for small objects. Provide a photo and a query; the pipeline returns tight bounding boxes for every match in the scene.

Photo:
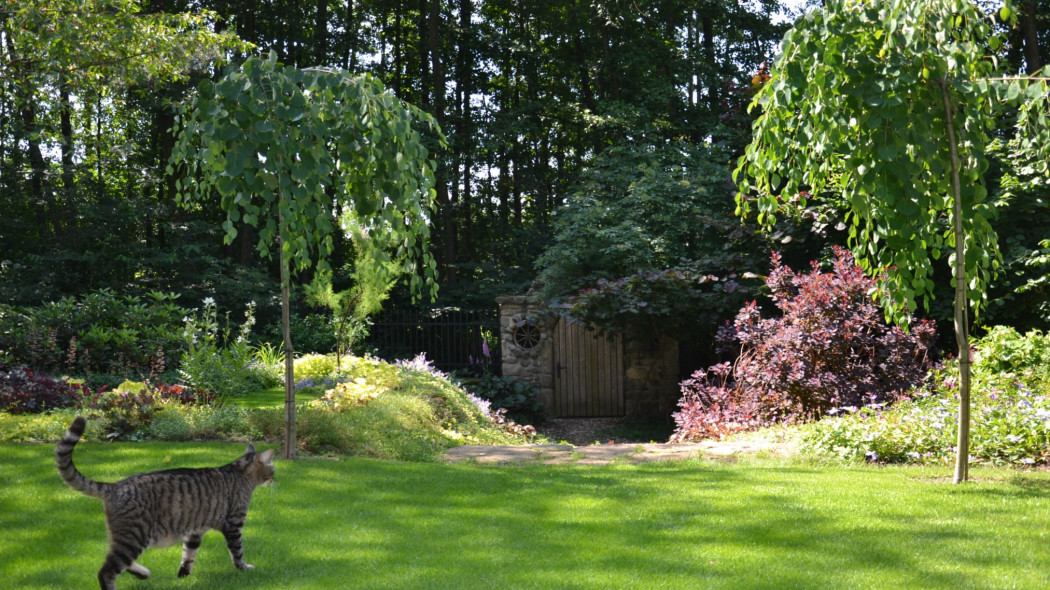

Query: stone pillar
[496,296,555,411]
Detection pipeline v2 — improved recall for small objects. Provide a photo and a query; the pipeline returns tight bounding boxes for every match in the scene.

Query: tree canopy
[169,52,443,457]
[734,0,1050,481]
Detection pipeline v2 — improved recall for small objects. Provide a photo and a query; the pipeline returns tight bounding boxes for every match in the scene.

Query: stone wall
[624,336,680,417]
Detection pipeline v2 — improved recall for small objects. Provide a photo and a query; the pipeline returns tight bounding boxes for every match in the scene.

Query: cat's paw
[128,562,151,579]
[236,562,255,571]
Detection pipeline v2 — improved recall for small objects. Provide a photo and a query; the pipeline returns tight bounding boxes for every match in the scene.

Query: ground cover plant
[802,325,1050,466]
[2,443,1048,589]
[0,352,534,460]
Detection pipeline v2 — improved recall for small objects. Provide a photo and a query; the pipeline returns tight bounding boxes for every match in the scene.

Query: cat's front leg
[221,525,254,570]
[177,532,205,577]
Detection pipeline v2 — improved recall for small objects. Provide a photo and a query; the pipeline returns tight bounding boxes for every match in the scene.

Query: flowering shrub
[803,326,1050,466]
[179,299,275,400]
[0,290,188,376]
[672,248,936,441]
[0,369,93,414]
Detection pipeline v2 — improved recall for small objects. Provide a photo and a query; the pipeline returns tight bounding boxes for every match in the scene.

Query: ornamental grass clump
[672,247,937,442]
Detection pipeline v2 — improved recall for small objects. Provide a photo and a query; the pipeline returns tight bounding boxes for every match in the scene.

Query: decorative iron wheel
[512,323,541,349]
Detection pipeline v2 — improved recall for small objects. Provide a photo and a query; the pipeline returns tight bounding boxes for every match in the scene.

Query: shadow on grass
[3,443,1049,589]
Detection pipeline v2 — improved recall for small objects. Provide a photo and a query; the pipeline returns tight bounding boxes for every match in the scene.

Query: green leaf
[1007,82,1021,102]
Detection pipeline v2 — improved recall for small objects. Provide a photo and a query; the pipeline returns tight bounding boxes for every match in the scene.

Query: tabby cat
[55,416,275,590]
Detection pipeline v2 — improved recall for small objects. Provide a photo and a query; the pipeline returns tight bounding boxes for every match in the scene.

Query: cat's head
[239,445,276,486]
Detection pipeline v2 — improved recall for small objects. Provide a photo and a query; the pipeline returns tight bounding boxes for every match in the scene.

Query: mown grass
[229,386,324,409]
[3,442,1048,589]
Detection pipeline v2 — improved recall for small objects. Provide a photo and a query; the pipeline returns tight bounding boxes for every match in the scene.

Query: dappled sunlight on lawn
[2,443,1048,589]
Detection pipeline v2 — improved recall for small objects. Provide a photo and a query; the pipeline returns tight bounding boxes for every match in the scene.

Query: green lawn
[3,442,1048,589]
[230,386,325,409]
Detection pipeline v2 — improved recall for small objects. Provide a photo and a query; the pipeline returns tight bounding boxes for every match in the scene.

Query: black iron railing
[366,307,500,373]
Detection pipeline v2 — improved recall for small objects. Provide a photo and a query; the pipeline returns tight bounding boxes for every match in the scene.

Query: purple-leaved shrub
[672,247,937,442]
[0,369,93,414]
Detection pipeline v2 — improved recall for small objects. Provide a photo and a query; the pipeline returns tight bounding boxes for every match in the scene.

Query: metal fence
[366,307,500,373]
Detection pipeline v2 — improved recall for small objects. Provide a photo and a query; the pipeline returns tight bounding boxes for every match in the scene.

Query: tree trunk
[1020,1,1043,75]
[278,180,296,460]
[941,78,970,484]
[455,0,473,259]
[60,79,75,242]
[702,15,717,110]
[429,0,456,282]
[315,0,329,66]
[344,0,357,71]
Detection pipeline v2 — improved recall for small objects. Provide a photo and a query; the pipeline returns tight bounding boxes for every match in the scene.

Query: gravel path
[444,440,797,466]
[443,417,796,465]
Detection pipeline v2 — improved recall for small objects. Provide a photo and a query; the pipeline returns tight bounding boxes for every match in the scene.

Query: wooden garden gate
[552,318,624,417]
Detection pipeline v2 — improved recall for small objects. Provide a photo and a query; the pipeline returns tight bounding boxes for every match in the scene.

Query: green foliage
[735,0,1025,317]
[984,131,1050,331]
[292,354,340,384]
[169,51,442,298]
[0,409,89,442]
[1,0,245,90]
[536,142,774,341]
[0,352,533,457]
[261,312,338,355]
[802,326,1050,465]
[453,372,544,426]
[0,1,251,307]
[539,142,759,294]
[305,238,398,361]
[178,299,277,400]
[0,290,187,377]
[314,379,383,411]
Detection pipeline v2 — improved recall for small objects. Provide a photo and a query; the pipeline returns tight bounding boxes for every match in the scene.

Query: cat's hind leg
[177,532,205,578]
[127,562,151,579]
[97,540,145,590]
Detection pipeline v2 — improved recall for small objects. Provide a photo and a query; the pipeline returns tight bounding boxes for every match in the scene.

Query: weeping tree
[735,0,1050,483]
[169,52,442,459]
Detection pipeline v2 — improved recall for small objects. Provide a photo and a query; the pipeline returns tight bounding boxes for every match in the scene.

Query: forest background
[2,0,1049,377]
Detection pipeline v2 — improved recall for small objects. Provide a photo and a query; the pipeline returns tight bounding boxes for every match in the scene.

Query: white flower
[1006,434,1022,443]
[203,297,215,306]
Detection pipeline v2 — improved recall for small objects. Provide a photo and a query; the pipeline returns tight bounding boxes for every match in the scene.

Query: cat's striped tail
[55,417,108,499]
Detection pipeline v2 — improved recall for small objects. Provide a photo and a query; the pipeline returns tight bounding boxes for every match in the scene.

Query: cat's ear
[258,449,275,464]
[244,444,256,456]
